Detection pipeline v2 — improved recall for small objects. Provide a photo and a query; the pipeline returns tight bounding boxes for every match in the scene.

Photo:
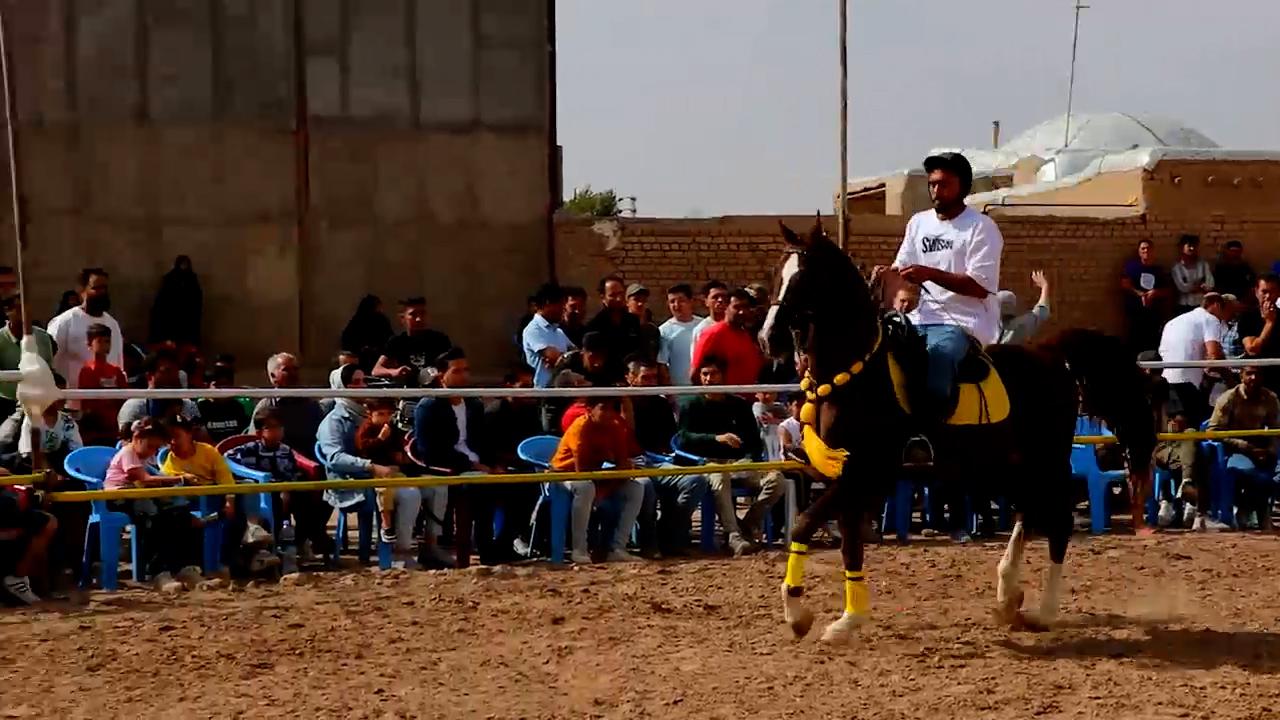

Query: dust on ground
[3,532,1280,719]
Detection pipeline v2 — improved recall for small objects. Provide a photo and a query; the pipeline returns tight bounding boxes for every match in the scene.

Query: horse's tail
[1046,328,1157,472]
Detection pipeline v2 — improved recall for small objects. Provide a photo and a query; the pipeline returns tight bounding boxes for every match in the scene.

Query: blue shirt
[521,313,573,388]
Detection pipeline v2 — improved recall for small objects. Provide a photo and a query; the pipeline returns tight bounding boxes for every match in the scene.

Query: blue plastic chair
[517,435,571,563]
[313,441,378,566]
[670,434,776,550]
[1072,416,1130,533]
[157,446,225,573]
[65,446,141,591]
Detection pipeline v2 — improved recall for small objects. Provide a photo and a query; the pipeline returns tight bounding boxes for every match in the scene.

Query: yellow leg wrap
[784,542,809,588]
[844,571,870,616]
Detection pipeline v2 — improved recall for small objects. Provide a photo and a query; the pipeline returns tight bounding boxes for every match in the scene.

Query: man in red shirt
[690,287,765,387]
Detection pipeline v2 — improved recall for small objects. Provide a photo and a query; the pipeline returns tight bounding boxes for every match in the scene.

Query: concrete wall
[0,0,550,381]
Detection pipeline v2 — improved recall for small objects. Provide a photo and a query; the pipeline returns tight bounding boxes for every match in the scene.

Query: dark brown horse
[760,217,1155,643]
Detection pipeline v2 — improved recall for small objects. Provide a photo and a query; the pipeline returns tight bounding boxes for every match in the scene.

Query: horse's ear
[808,212,828,244]
[778,221,807,249]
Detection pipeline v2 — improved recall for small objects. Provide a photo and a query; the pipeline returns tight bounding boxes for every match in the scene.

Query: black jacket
[412,396,489,474]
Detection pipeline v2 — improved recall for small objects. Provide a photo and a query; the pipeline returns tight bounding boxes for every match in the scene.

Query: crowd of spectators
[1120,237,1280,531]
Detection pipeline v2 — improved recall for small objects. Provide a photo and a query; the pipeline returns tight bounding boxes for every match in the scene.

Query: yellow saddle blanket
[886,351,1011,426]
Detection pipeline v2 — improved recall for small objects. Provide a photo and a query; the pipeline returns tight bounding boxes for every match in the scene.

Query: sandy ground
[3,531,1280,720]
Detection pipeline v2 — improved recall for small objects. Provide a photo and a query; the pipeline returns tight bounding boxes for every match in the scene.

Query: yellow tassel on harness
[844,570,870,616]
[801,424,849,479]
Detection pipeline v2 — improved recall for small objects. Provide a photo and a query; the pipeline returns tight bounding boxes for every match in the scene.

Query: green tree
[562,185,620,217]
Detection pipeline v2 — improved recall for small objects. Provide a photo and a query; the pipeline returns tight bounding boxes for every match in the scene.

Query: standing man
[1171,234,1214,315]
[1157,292,1230,430]
[1239,274,1280,394]
[521,283,573,389]
[0,295,53,420]
[658,284,702,386]
[48,268,124,409]
[1120,239,1172,355]
[372,297,453,387]
[996,270,1051,345]
[690,281,729,354]
[887,152,1003,420]
[560,286,589,348]
[1214,240,1256,302]
[625,283,662,361]
[690,288,765,387]
[584,276,642,384]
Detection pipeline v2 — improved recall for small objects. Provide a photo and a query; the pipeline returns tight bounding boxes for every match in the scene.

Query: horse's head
[761,215,878,376]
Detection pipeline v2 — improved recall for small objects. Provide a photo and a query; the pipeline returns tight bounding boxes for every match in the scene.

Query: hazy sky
[557,0,1279,217]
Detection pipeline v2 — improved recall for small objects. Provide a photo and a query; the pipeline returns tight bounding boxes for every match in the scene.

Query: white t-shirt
[452,402,479,464]
[658,316,703,386]
[19,410,83,456]
[892,207,1004,344]
[1158,307,1225,387]
[47,306,124,392]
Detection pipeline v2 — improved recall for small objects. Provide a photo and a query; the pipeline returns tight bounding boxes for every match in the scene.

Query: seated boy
[226,407,334,563]
[161,416,279,576]
[551,397,645,564]
[17,373,83,473]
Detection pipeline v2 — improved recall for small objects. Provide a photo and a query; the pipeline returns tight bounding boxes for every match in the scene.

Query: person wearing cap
[884,152,1004,421]
[584,275,643,384]
[1157,292,1231,431]
[995,270,1051,345]
[624,283,662,362]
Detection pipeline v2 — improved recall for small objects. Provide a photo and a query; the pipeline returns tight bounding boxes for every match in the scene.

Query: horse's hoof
[1012,610,1051,633]
[819,612,866,645]
[992,589,1025,626]
[788,607,815,639]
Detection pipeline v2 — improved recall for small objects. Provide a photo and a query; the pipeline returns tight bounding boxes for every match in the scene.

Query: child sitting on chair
[161,416,279,576]
[105,418,202,592]
[17,373,83,473]
[354,398,408,545]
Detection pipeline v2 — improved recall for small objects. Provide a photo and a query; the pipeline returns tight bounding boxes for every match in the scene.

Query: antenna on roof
[1063,1,1089,148]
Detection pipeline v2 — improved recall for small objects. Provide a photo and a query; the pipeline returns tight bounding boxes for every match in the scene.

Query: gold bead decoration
[816,384,832,397]
[805,391,817,401]
[800,377,812,391]
[832,372,851,386]
[800,402,817,425]
[850,361,863,375]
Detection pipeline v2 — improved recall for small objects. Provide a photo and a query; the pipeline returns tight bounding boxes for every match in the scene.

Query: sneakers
[249,550,281,573]
[1183,503,1198,527]
[569,549,592,564]
[176,565,204,589]
[728,533,757,558]
[1192,515,1230,532]
[242,524,274,546]
[379,527,398,545]
[2,575,39,605]
[1157,501,1175,528]
[153,571,184,593]
[951,530,973,544]
[605,549,643,563]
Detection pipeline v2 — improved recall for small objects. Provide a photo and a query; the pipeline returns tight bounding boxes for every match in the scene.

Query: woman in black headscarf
[340,294,394,372]
[149,255,203,347]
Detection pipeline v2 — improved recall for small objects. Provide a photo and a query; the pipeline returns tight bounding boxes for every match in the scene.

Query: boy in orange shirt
[552,398,644,564]
[76,323,128,445]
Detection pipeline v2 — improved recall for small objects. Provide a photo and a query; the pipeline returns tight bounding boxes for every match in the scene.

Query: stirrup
[902,435,934,468]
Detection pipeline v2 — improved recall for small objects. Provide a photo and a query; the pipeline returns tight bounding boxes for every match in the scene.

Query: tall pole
[1062,1,1089,148]
[0,9,39,473]
[837,0,848,251]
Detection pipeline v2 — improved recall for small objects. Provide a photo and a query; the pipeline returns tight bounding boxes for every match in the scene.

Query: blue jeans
[917,324,971,412]
[637,471,709,551]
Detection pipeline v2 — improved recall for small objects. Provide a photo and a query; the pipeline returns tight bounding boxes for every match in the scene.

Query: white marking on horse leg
[1035,562,1064,627]
[995,521,1025,623]
[780,582,814,639]
[819,612,867,645]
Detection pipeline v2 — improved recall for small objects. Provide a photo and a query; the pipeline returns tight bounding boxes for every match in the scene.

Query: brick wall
[555,210,1280,339]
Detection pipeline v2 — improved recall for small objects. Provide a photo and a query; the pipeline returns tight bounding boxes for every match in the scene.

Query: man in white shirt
[657,283,703,386]
[47,268,124,409]
[689,280,729,359]
[886,153,1004,418]
[1158,292,1230,428]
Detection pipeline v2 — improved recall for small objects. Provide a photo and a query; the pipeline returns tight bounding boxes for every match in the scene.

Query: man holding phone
[1240,274,1280,394]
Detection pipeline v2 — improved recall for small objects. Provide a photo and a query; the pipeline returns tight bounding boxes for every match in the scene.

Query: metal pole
[837,0,848,250]
[1062,1,1089,148]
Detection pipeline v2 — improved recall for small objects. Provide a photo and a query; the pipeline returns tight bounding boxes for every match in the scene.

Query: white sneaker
[1157,501,1175,528]
[249,550,282,573]
[1193,515,1229,532]
[2,575,39,605]
[242,524,274,546]
[605,549,643,563]
[153,571,184,593]
[569,549,592,564]
[1183,503,1198,527]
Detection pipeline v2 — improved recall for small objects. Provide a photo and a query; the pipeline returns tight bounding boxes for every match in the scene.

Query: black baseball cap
[923,152,974,196]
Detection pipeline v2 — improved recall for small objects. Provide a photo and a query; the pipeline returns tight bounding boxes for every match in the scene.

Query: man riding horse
[760,153,1155,644]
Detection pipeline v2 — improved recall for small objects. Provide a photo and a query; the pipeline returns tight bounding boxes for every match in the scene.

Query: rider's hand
[898,265,933,285]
